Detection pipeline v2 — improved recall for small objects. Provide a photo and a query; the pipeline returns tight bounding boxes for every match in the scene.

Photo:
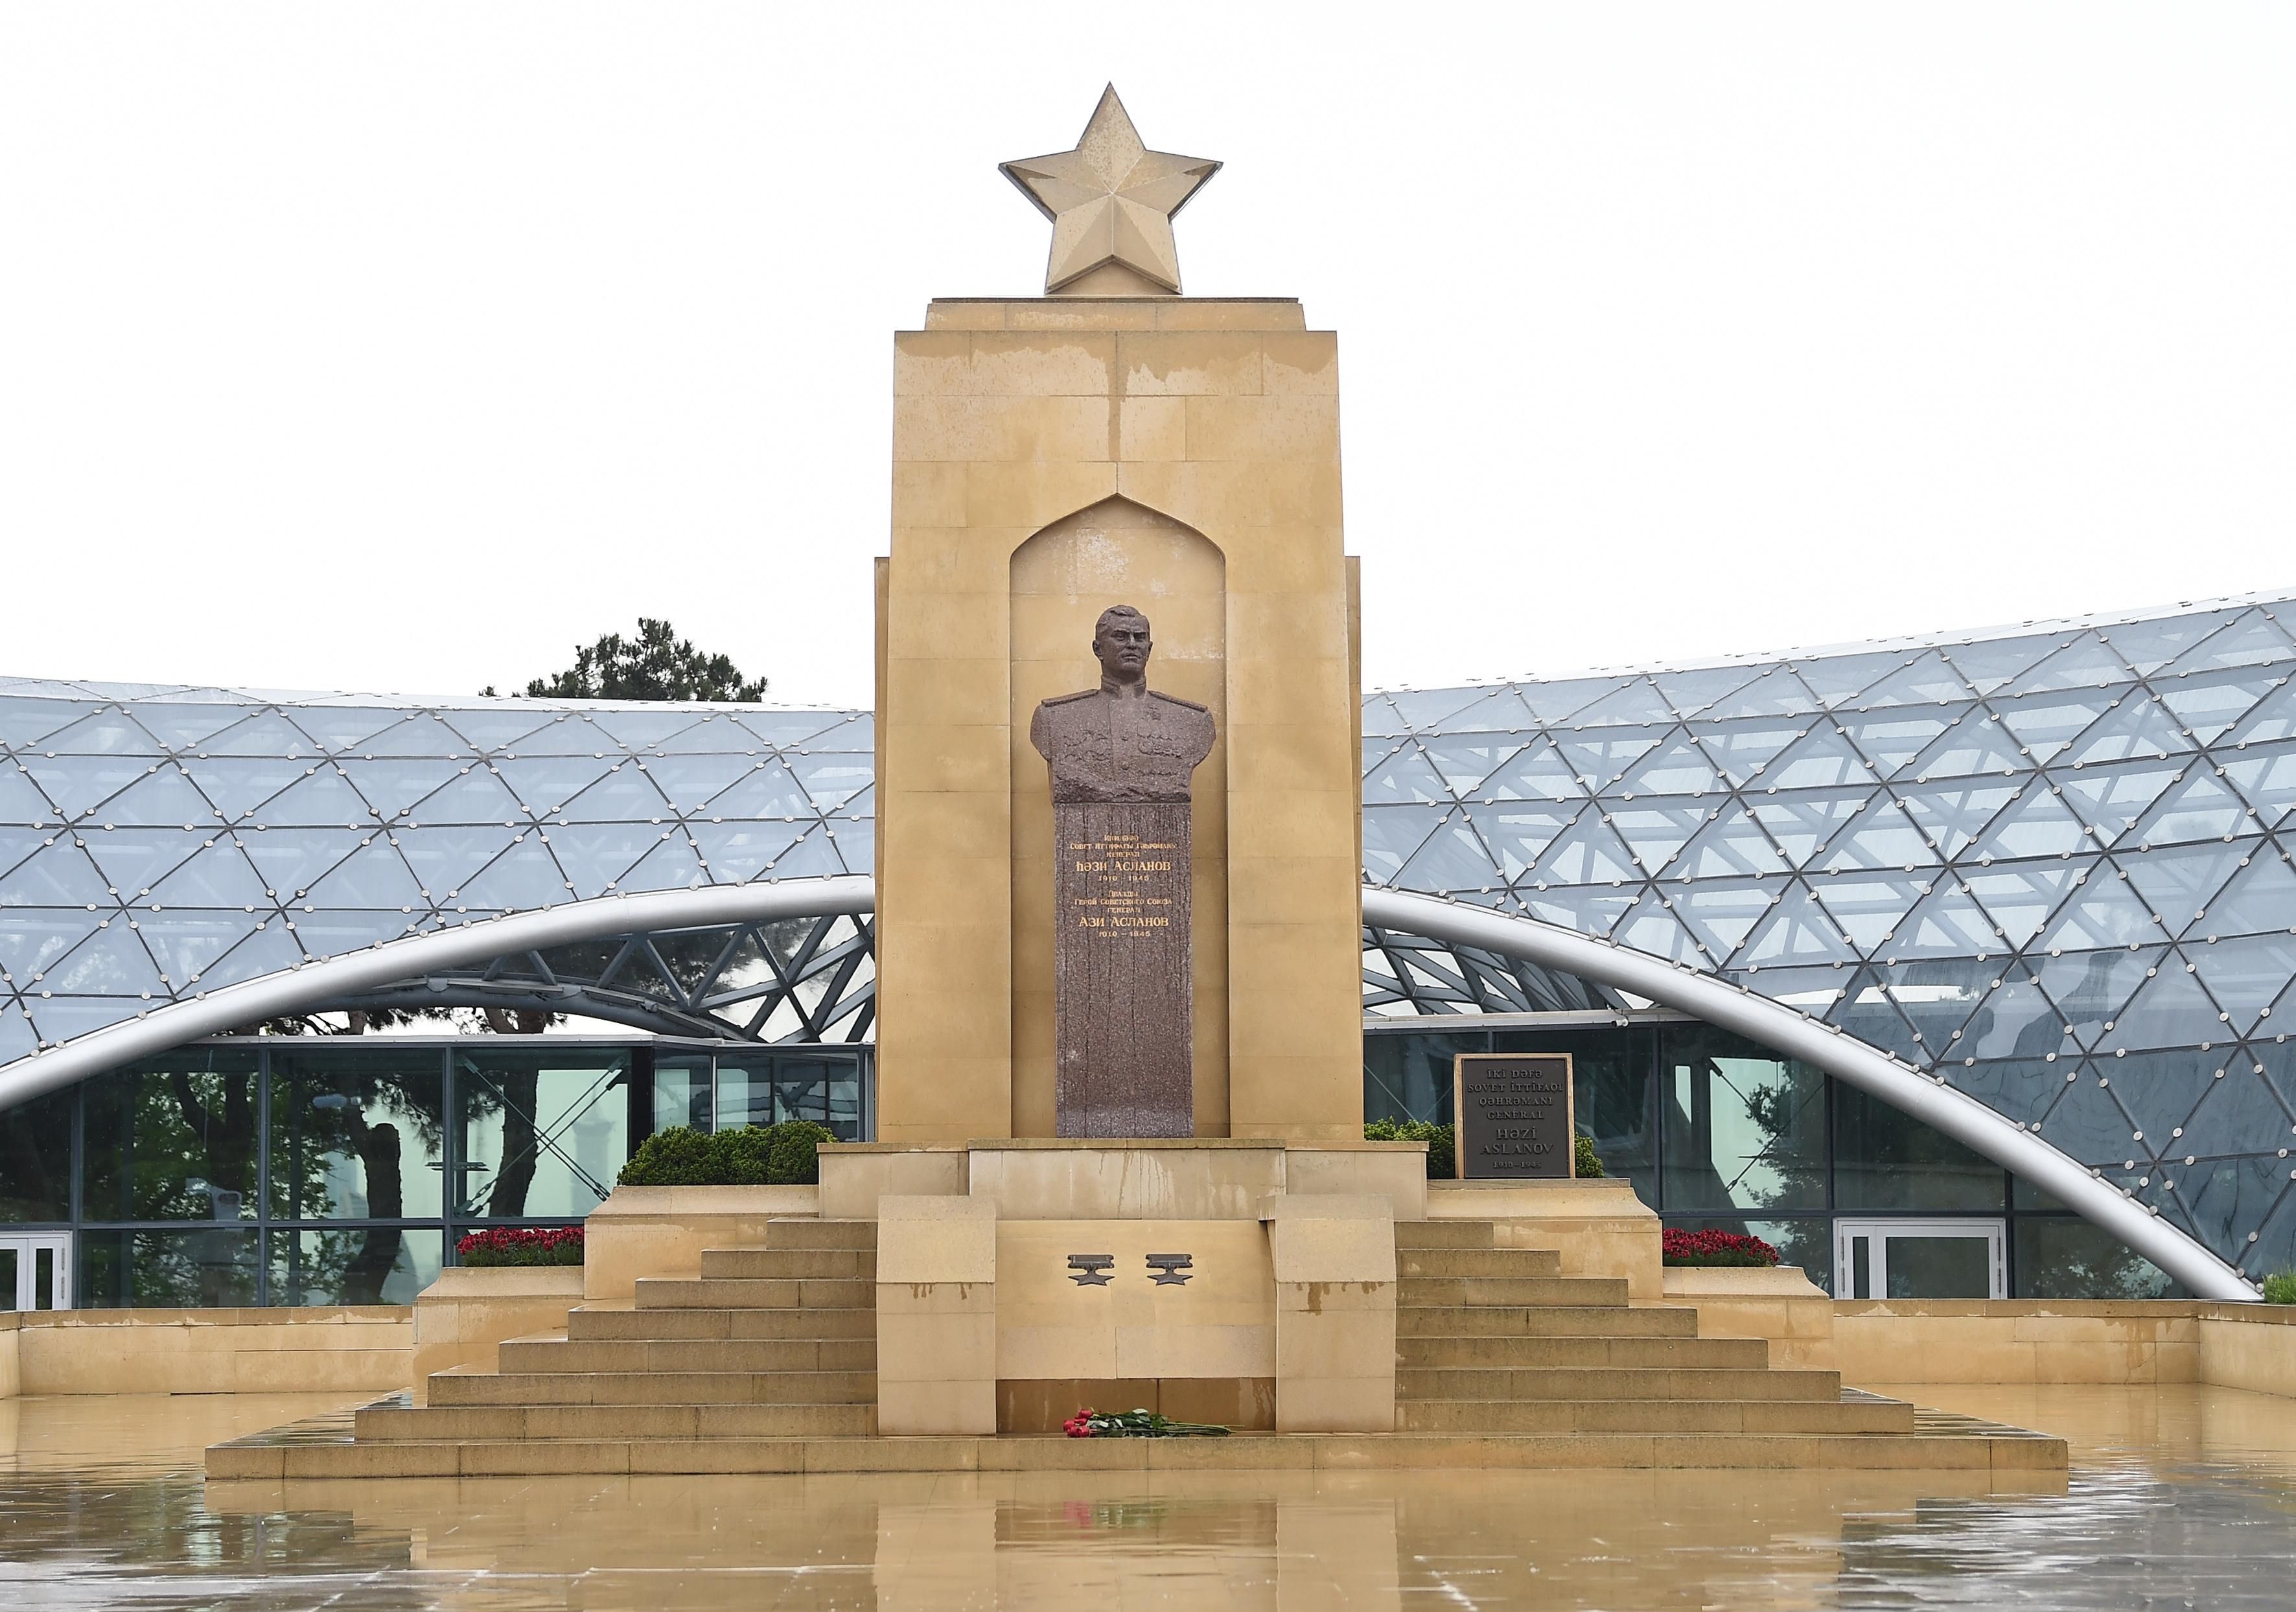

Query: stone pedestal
[1052,800,1193,1135]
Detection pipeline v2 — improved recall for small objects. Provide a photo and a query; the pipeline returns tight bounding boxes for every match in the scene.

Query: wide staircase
[1395,1219,1909,1442]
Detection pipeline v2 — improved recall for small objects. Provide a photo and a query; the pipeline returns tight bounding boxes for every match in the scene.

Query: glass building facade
[7,590,2296,1298]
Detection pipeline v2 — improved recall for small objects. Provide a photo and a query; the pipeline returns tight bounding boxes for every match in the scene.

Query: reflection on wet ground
[1,1385,2292,1608]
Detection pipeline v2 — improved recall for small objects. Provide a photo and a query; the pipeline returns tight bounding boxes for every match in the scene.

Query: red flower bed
[456,1226,585,1268]
[1661,1228,1780,1268]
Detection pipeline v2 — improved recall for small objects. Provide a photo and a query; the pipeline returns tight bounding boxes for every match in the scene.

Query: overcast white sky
[2,5,2290,706]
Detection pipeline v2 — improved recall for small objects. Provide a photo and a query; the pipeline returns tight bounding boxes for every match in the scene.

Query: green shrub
[1364,1120,1454,1179]
[2263,1271,2296,1304]
[615,1121,837,1188]
[1574,1134,1606,1179]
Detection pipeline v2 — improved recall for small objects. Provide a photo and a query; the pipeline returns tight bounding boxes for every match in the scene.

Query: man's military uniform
[1030,684,1216,803]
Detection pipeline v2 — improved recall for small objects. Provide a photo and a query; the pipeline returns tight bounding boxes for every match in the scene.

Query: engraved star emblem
[1000,86,1220,295]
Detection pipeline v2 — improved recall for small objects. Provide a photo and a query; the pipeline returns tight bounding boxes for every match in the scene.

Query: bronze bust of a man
[1030,605,1215,803]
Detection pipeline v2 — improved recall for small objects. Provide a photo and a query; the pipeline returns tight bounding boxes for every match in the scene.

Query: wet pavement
[0,1385,2292,1607]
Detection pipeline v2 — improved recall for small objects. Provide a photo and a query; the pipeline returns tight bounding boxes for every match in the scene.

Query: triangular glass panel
[19,757,145,820]
[1667,879,1776,958]
[257,768,386,829]
[764,832,851,882]
[1739,964,1850,1022]
[296,910,414,957]
[1516,677,1619,724]
[198,710,326,760]
[2056,759,2186,844]
[678,761,810,823]
[40,710,160,755]
[732,709,859,748]
[284,706,413,752]
[397,827,520,899]
[2001,633,2138,697]
[0,761,60,823]
[2120,839,2255,936]
[2177,1072,2294,1164]
[1860,961,1991,1055]
[1948,1058,2067,1129]
[1809,871,1923,952]
[1813,793,1938,872]
[23,995,144,1048]
[1362,805,1438,883]
[2106,966,2229,1053]
[238,829,364,896]
[1562,678,1676,728]
[1890,879,2006,959]
[6,842,111,906]
[1784,649,1907,708]
[2200,853,2296,939]
[101,766,226,830]
[685,821,810,884]
[829,818,872,874]
[585,709,710,751]
[1992,691,2113,765]
[1363,745,1451,806]
[1527,813,1640,886]
[0,1004,36,1064]
[2034,1071,2126,1166]
[2159,669,2275,744]
[502,713,623,757]
[2188,935,2296,1033]
[1478,737,1588,803]
[1827,967,1927,1064]
[1734,884,1857,967]
[1611,890,1704,965]
[1430,687,1540,733]
[1839,651,1973,710]
[1361,695,1409,739]
[47,922,161,996]
[304,839,426,908]
[80,829,202,896]
[790,754,874,812]
[147,840,270,909]
[688,711,806,754]
[124,912,245,985]
[1957,967,2065,1061]
[1652,665,1762,720]
[2157,608,2296,677]
[1831,710,1951,778]
[0,698,85,746]
[1396,818,1507,895]
[180,757,309,821]
[194,923,308,991]
[2032,863,2164,952]
[1688,719,1807,786]
[356,712,477,759]
[434,707,559,753]
[0,825,43,879]
[2128,770,2253,847]
[458,840,575,910]
[340,759,465,821]
[1554,731,1667,791]
[2220,743,2296,827]
[1967,781,2089,862]
[1695,665,1824,720]
[1748,788,1873,866]
[1942,632,2074,693]
[2224,680,2296,745]
[2101,610,2247,676]
[1518,887,1638,937]
[546,823,666,895]
[2059,693,2194,767]
[557,765,675,824]
[618,833,708,894]
[1381,687,1483,731]
[403,768,523,825]
[0,909,102,978]
[2032,945,2162,1044]
[493,755,612,816]
[2101,1050,2218,1145]
[1962,862,2085,948]
[1605,805,1709,876]
[1899,712,2023,782]
[1758,726,1879,791]
[1671,804,1788,879]
[1418,734,1529,796]
[2247,1041,2296,1120]
[1463,801,1583,881]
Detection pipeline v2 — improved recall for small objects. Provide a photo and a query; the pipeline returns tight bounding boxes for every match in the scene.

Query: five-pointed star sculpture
[1000,86,1220,295]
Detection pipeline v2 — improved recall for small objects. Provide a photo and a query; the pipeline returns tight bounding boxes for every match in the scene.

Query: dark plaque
[1030,604,1215,1137]
[1453,1053,1576,1179]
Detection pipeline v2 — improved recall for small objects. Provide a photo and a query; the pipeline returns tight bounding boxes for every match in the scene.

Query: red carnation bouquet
[1661,1228,1781,1269]
[456,1225,585,1268]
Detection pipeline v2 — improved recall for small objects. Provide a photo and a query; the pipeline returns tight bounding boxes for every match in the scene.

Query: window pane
[271,1227,442,1306]
[1658,1026,1825,1212]
[1885,1234,1991,1298]
[1362,1030,1489,1127]
[81,1050,261,1222]
[454,1048,629,1219]
[0,1086,73,1221]
[1834,1081,2006,1210]
[1490,1026,1658,1202]
[79,1227,259,1307]
[717,1054,864,1140]
[267,1046,445,1221]
[653,1055,713,1133]
[2015,1215,2179,1298]
[1664,1215,1832,1291]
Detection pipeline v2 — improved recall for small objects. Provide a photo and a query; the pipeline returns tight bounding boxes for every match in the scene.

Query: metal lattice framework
[1361,925,1625,1016]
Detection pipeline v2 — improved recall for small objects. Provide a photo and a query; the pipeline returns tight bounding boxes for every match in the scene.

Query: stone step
[763,1219,876,1250]
[1397,1304,1699,1339]
[635,1277,872,1310]
[498,1337,874,1376]
[1397,1276,1629,1307]
[1398,1365,1841,1402]
[566,1306,875,1342]
[427,1368,877,1407]
[699,1247,876,1280]
[1397,1334,1769,1370]
[358,1400,877,1441]
[1395,1249,1565,1280]
[1393,1219,1496,1250]
[1398,1396,1917,1436]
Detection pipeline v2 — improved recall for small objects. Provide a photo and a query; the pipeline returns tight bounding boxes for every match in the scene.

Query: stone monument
[1030,605,1216,1134]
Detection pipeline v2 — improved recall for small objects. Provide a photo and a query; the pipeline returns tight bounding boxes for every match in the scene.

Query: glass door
[0,1232,74,1311]
[1834,1219,2004,1299]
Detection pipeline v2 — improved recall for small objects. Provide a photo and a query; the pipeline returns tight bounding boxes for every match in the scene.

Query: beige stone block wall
[968,1139,1284,1221]
[581,1184,820,1300]
[0,1315,19,1400]
[1267,1195,1395,1433]
[1429,1179,1664,1299]
[410,1267,584,1406]
[1832,1301,2205,1385]
[1283,1144,1428,1221]
[1660,1267,1836,1370]
[13,1308,410,1395]
[996,1219,1274,1385]
[817,1147,969,1220]
[877,299,1361,1146]
[878,1196,997,1435]
[2197,1306,2296,1396]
